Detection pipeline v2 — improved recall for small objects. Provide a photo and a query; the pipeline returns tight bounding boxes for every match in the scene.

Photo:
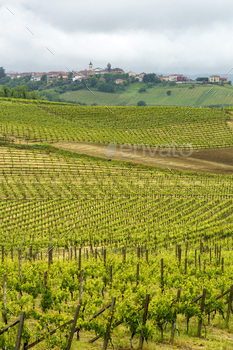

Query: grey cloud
[18,0,233,33]
[1,0,233,74]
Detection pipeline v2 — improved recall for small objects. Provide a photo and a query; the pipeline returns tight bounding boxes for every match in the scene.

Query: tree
[107,63,111,73]
[0,67,6,79]
[142,73,160,84]
[131,76,136,83]
[1,85,10,97]
[169,81,176,87]
[166,90,171,96]
[68,72,73,81]
[0,76,10,84]
[41,74,47,83]
[25,75,31,82]
[139,87,147,93]
[137,100,146,106]
[196,77,209,82]
[97,81,115,93]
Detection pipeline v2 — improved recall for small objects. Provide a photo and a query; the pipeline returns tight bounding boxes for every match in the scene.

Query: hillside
[60,83,233,107]
[1,99,233,349]
[1,99,233,150]
[1,141,233,349]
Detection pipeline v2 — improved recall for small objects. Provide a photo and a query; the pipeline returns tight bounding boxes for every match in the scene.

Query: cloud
[1,0,233,73]
[11,0,233,33]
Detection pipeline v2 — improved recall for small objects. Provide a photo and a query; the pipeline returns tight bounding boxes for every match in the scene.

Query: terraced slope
[0,144,232,249]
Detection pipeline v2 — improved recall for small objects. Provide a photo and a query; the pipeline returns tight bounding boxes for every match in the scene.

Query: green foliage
[137,100,147,106]
[40,287,54,312]
[142,73,160,83]
[0,85,39,100]
[97,81,115,93]
[0,66,6,79]
[138,87,147,93]
[196,77,209,82]
[39,90,60,101]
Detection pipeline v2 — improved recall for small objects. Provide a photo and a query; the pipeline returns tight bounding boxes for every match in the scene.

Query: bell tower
[89,61,93,71]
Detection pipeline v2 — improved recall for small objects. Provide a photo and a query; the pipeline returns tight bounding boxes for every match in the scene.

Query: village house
[72,73,85,82]
[168,74,184,82]
[78,63,124,76]
[7,72,32,79]
[111,68,124,74]
[128,71,137,77]
[219,77,228,83]
[93,67,104,74]
[17,72,33,78]
[77,63,95,78]
[78,70,95,78]
[6,73,17,79]
[210,75,220,83]
[46,71,65,83]
[159,75,170,82]
[115,78,125,84]
[135,72,145,82]
[30,72,46,82]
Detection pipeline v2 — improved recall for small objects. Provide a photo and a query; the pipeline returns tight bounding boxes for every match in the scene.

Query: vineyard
[0,99,233,349]
[0,99,233,149]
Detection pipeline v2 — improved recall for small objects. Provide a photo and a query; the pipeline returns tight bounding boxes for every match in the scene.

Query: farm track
[53,142,233,175]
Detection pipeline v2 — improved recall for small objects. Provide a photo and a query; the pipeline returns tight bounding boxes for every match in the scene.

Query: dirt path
[53,142,233,175]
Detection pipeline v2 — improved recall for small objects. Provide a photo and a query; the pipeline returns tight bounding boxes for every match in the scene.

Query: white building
[169,74,183,82]
[72,74,84,82]
[210,75,220,83]
[128,71,137,77]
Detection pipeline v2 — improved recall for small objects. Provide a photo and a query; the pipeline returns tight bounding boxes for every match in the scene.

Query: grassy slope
[61,83,233,106]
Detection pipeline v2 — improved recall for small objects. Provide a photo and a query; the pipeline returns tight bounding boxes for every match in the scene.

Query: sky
[0,0,233,75]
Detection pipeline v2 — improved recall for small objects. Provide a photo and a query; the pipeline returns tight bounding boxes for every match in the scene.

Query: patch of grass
[60,83,233,107]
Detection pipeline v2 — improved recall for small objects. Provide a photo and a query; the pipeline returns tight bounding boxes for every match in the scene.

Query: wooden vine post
[66,303,82,350]
[29,246,32,261]
[122,248,126,264]
[18,249,22,300]
[2,245,4,263]
[15,311,25,350]
[48,246,53,268]
[74,245,77,260]
[102,296,116,350]
[109,265,112,288]
[197,288,207,337]
[104,248,106,266]
[146,249,149,264]
[3,274,7,324]
[226,284,233,324]
[161,258,164,292]
[139,293,150,349]
[171,289,181,341]
[67,269,84,348]
[136,263,140,287]
[78,248,82,270]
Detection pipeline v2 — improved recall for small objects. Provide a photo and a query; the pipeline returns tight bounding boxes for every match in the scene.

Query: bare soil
[53,142,233,175]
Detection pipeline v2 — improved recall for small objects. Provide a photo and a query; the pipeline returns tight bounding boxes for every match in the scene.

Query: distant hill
[60,82,233,107]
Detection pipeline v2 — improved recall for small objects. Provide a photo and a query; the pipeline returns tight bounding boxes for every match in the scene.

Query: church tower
[89,61,93,71]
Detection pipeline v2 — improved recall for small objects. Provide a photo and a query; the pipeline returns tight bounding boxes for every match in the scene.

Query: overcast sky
[0,0,233,74]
